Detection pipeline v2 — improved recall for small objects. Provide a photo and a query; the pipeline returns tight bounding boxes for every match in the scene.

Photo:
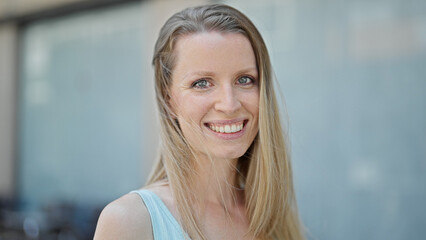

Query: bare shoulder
[94,192,153,240]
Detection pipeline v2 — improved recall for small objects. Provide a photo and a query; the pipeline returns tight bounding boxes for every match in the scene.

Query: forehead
[172,31,257,77]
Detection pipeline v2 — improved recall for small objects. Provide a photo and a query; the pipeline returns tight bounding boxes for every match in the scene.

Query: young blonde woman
[94,4,305,240]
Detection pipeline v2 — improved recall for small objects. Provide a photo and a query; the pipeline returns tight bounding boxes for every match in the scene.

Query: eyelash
[191,79,211,89]
[237,76,255,85]
[191,76,256,89]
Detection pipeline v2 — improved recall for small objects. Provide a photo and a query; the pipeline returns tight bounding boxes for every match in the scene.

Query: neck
[190,154,244,210]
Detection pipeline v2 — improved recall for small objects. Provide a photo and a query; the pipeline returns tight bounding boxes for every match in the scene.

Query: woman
[95,4,305,240]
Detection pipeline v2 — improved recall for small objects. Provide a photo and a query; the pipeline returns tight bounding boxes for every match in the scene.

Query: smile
[205,120,246,134]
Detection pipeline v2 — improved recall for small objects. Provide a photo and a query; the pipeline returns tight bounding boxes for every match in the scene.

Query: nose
[214,84,242,114]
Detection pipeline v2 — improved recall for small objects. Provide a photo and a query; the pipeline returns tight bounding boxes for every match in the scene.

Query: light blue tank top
[130,189,189,240]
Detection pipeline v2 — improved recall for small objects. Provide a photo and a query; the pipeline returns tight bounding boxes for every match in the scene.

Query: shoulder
[94,192,153,240]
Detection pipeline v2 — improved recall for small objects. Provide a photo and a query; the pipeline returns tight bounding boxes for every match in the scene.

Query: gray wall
[16,0,208,206]
[5,0,426,239]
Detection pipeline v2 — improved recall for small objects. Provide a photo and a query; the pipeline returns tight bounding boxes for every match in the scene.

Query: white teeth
[208,122,244,133]
[224,125,231,133]
[231,125,237,132]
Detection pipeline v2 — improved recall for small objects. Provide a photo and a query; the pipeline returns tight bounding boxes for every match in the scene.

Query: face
[169,31,259,161]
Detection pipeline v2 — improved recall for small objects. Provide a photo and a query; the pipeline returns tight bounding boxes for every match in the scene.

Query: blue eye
[237,76,254,85]
[192,79,211,89]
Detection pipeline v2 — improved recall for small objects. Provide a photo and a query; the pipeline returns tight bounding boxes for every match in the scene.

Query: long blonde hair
[147,4,305,240]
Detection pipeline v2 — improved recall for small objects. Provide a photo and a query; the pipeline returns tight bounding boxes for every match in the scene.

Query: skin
[170,31,259,163]
[94,31,260,240]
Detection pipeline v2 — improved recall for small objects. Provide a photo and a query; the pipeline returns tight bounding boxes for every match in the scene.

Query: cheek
[176,96,212,145]
[175,94,211,125]
[243,91,259,117]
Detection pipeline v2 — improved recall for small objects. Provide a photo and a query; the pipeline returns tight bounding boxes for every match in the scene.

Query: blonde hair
[147,4,305,240]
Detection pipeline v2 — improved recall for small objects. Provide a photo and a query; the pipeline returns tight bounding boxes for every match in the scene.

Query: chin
[210,147,248,161]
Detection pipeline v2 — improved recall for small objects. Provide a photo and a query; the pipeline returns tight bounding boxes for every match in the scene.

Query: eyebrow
[183,67,258,80]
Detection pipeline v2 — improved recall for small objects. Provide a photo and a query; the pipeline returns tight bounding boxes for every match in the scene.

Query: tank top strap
[130,189,188,240]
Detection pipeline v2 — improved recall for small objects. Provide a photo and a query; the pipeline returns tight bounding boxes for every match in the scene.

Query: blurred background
[0,0,425,239]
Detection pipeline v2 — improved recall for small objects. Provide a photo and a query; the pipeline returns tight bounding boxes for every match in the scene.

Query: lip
[204,117,247,125]
[204,118,248,140]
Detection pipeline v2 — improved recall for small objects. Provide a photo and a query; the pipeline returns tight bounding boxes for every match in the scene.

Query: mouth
[204,119,248,134]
